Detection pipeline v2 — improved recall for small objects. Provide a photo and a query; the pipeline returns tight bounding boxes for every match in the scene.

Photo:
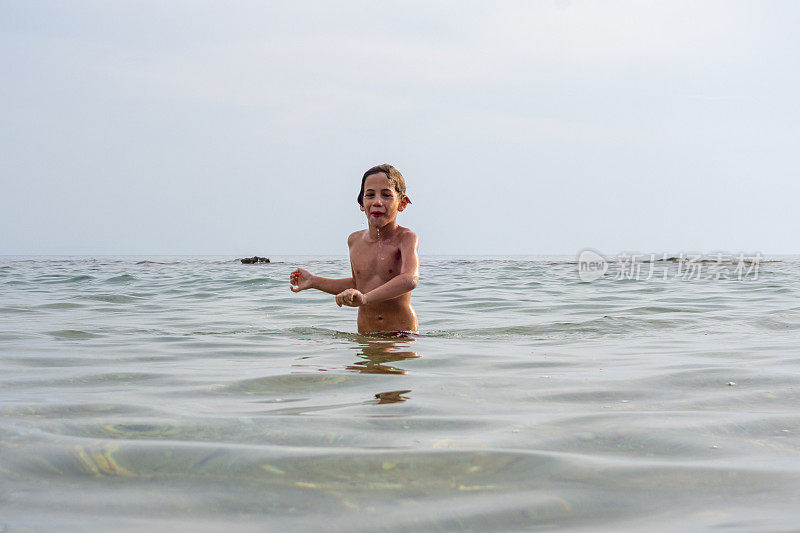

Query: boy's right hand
[290,268,315,292]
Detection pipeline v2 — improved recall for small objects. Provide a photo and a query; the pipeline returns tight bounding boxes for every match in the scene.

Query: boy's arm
[362,231,419,304]
[311,275,355,295]
[290,267,354,295]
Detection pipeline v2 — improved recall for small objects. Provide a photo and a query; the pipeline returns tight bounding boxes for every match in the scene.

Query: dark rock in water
[240,256,270,264]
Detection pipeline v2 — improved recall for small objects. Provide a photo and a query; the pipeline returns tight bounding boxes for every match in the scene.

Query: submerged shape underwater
[2,255,800,531]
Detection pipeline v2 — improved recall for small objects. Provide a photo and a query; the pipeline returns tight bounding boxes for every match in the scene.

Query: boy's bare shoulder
[396,226,418,246]
[347,230,365,246]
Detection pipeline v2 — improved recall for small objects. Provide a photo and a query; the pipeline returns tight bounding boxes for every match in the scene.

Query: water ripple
[2,255,800,531]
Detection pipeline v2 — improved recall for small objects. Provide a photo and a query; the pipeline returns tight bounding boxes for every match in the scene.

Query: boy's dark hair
[357,164,411,207]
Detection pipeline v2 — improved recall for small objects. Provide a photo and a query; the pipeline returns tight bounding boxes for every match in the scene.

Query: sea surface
[1,255,800,532]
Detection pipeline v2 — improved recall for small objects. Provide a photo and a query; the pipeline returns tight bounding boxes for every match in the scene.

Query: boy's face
[360,172,408,227]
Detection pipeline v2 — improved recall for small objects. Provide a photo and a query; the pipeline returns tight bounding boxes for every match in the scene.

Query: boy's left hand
[335,288,367,308]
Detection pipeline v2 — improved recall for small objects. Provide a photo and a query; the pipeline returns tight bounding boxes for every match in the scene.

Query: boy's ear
[398,196,410,212]
[359,204,365,212]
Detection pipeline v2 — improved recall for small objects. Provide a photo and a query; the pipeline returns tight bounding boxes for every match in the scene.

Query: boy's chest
[350,242,403,279]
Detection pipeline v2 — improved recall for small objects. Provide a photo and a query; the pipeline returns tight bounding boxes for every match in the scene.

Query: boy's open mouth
[371,212,383,217]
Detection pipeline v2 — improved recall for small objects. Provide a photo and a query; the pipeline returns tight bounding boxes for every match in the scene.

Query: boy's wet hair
[358,164,411,207]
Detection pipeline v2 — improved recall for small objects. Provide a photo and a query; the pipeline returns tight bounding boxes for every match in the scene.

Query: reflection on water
[348,335,419,404]
[346,334,420,375]
[374,390,412,404]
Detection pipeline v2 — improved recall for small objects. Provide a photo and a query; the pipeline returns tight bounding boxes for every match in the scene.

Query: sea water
[1,255,799,531]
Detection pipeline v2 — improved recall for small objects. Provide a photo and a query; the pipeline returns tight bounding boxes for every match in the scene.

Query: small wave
[285,326,355,338]
[428,315,687,339]
[36,302,84,310]
[215,373,364,396]
[186,292,215,299]
[282,326,418,342]
[0,403,154,419]
[0,333,30,340]
[105,274,136,283]
[648,257,781,264]
[48,329,101,340]
[83,294,138,303]
[187,328,269,336]
[0,306,35,314]
[234,277,278,286]
[177,326,360,340]
[43,275,93,284]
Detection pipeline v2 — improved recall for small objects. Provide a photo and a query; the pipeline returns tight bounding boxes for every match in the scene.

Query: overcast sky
[1,1,798,256]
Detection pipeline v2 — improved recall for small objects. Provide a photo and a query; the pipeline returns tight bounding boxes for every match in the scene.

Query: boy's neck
[368,220,399,241]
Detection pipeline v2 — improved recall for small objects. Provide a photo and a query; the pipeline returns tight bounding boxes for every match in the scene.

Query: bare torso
[349,227,418,334]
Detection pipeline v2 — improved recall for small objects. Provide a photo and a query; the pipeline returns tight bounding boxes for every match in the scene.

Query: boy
[289,164,419,334]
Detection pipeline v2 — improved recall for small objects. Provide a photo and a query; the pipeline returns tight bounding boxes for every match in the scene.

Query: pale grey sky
[1,1,798,255]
